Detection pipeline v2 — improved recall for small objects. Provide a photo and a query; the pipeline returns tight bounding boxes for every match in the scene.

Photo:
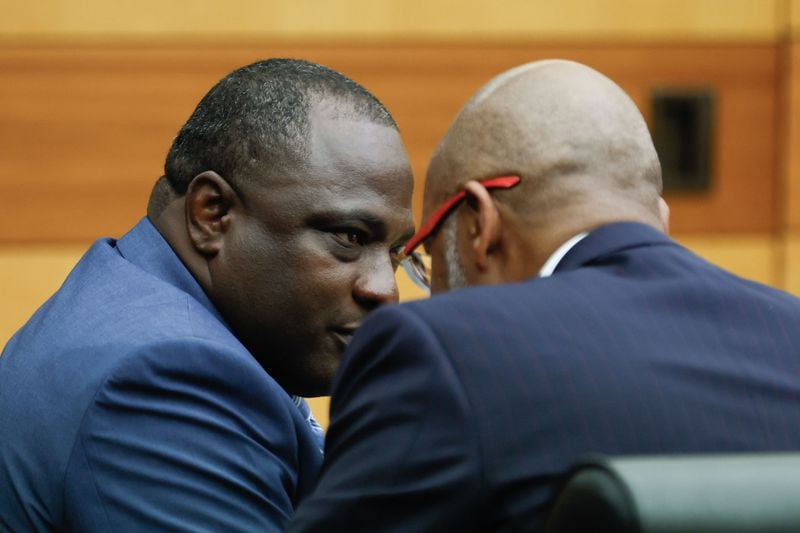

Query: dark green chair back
[544,454,800,533]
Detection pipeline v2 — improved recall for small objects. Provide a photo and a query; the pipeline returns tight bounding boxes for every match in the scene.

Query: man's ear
[463,180,502,271]
[185,171,238,257]
[658,196,670,234]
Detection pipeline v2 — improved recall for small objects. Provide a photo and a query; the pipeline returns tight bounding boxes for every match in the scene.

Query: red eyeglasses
[403,175,521,256]
[398,175,521,291]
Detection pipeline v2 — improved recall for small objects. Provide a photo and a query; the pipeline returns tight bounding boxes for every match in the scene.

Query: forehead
[422,104,510,221]
[251,103,414,230]
[307,102,411,192]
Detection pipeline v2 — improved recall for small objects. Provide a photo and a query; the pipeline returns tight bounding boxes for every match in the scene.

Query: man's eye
[332,230,365,247]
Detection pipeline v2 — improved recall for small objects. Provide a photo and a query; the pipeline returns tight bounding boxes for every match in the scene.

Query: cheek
[218,226,294,309]
[282,237,354,302]
[429,242,449,294]
[230,228,355,323]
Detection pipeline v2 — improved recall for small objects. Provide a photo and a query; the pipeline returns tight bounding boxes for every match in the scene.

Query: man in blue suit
[289,60,800,531]
[0,58,414,530]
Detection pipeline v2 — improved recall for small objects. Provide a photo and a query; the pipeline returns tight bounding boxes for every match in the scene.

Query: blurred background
[2,0,799,425]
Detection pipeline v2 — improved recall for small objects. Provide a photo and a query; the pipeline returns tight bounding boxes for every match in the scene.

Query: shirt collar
[538,232,589,278]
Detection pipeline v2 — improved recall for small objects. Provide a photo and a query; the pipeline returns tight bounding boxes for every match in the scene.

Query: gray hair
[442,215,468,291]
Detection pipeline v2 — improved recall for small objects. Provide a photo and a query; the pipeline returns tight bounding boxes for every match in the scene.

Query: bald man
[289,60,800,531]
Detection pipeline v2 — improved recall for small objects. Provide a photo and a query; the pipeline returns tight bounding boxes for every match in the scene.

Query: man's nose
[353,253,399,310]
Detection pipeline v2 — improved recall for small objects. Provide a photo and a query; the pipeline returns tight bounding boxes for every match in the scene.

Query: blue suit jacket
[290,222,800,532]
[0,218,323,531]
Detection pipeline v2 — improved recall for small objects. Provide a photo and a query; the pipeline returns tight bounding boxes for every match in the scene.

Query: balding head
[422,60,668,290]
[427,59,663,231]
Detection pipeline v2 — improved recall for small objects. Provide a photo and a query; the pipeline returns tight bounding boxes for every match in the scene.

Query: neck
[515,204,665,277]
[150,197,212,292]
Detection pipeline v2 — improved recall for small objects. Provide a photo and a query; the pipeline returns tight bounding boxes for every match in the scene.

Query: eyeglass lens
[401,252,431,292]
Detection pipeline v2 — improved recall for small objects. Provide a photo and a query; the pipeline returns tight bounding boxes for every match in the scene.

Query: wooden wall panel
[0,42,780,243]
[781,41,799,294]
[787,43,800,231]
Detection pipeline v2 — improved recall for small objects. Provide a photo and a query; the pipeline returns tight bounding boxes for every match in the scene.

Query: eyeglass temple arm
[402,175,521,256]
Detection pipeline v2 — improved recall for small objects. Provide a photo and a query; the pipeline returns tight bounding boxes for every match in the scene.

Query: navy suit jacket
[0,218,323,531]
[290,222,800,532]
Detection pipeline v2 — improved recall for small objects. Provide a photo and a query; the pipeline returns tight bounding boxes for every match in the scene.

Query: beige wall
[0,0,785,40]
[788,236,800,294]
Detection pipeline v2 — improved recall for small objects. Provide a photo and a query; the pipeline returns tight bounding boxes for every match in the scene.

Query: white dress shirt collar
[538,232,589,278]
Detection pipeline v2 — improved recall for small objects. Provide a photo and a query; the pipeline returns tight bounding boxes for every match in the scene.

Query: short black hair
[163,58,397,195]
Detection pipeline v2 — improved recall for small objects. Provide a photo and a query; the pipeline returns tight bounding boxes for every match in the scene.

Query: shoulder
[353,280,558,350]
[93,335,299,429]
[334,302,470,402]
[63,336,317,530]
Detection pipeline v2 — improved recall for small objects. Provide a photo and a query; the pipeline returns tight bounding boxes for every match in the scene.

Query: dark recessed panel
[651,89,714,192]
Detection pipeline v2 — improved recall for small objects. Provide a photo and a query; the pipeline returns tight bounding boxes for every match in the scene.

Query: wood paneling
[0,42,780,242]
[787,43,800,231]
[783,34,800,295]
[0,0,783,40]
